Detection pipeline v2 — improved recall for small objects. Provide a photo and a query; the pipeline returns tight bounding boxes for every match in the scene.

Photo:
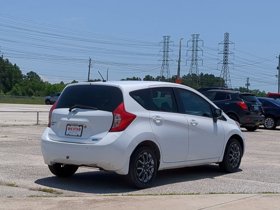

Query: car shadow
[35,165,238,194]
[258,126,280,131]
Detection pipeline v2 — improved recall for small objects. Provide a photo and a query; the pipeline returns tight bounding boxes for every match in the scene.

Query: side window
[202,91,216,100]
[260,100,270,107]
[130,87,177,113]
[175,88,213,118]
[214,92,229,101]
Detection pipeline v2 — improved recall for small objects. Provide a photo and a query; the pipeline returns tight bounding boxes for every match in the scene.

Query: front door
[174,88,225,161]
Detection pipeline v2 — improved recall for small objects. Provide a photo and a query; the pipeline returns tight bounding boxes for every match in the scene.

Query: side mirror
[213,108,222,122]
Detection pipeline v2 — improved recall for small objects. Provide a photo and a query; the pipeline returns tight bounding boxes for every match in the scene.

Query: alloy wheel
[228,143,241,169]
[136,151,155,183]
[264,117,275,129]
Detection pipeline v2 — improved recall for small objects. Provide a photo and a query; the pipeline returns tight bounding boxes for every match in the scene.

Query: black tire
[128,146,158,189]
[245,125,258,132]
[45,99,51,105]
[48,164,78,177]
[219,139,242,173]
[264,117,276,129]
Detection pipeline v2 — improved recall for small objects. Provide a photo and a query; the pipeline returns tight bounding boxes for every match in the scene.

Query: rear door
[130,87,189,163]
[50,84,122,143]
[240,94,262,114]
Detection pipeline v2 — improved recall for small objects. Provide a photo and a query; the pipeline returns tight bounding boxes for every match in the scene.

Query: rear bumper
[240,114,264,127]
[41,128,130,175]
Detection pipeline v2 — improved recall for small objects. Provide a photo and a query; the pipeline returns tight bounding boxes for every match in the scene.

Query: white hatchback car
[41,81,245,188]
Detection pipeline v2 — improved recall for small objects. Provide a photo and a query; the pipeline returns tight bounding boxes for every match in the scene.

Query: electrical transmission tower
[160,36,172,79]
[219,32,234,88]
[245,77,250,91]
[187,34,203,75]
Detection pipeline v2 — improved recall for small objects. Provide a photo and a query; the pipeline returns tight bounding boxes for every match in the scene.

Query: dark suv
[200,89,264,131]
[257,97,280,129]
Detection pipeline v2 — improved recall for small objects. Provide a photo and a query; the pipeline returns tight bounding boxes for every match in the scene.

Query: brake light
[110,102,136,132]
[237,101,248,110]
[48,101,57,127]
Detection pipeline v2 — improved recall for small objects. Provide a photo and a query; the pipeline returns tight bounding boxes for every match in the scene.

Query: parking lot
[0,103,280,209]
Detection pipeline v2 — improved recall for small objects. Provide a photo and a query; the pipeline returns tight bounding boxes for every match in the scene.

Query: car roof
[203,89,239,94]
[239,93,256,96]
[66,81,187,89]
[258,97,275,101]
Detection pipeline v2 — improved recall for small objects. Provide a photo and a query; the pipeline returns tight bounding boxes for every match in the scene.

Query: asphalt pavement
[0,103,279,209]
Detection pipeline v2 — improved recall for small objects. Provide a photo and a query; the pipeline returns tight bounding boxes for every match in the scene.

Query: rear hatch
[239,93,263,113]
[49,84,123,143]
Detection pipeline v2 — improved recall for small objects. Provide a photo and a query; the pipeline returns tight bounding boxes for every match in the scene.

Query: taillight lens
[110,102,136,132]
[237,101,248,111]
[48,101,57,127]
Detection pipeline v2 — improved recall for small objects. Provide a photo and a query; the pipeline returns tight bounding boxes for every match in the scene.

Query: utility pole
[87,57,92,82]
[176,38,183,83]
[277,55,280,93]
[245,77,250,91]
[0,48,3,58]
[106,68,109,81]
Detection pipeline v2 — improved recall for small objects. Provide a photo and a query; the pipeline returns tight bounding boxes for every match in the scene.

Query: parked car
[257,97,280,129]
[41,81,245,188]
[267,92,280,99]
[45,92,60,105]
[199,89,264,131]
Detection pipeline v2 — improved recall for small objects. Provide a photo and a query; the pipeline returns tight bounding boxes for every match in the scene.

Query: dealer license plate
[65,124,83,137]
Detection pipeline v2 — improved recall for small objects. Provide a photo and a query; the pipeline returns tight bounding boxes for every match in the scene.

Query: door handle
[152,116,162,124]
[190,120,198,126]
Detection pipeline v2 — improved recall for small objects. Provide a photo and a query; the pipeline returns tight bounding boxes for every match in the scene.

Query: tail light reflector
[48,101,57,127]
[237,101,248,111]
[110,102,136,132]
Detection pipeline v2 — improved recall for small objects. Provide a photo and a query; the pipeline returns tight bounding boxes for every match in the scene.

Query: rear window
[202,91,231,101]
[201,91,216,100]
[130,87,178,113]
[56,84,123,112]
[240,94,258,102]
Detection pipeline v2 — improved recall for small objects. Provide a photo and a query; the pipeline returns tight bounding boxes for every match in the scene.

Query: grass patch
[0,95,44,104]
[29,187,63,195]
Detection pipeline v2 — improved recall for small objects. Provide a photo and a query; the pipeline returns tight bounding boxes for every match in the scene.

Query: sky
[0,0,279,92]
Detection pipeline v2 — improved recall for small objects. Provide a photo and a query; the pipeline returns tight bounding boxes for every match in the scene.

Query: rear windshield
[56,84,123,112]
[240,94,258,102]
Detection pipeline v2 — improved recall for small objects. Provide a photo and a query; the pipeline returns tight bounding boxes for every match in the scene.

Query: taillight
[48,101,57,127]
[110,102,136,132]
[237,101,248,111]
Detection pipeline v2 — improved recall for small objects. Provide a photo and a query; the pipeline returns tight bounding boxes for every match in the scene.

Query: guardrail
[0,111,49,125]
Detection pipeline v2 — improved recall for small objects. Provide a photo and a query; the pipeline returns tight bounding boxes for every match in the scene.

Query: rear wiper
[69,104,98,112]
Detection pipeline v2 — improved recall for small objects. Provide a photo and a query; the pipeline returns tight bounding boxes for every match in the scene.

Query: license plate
[253,105,259,111]
[65,124,83,137]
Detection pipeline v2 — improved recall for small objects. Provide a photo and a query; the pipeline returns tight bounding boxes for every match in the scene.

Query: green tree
[143,75,155,81]
[0,57,23,93]
[121,76,141,81]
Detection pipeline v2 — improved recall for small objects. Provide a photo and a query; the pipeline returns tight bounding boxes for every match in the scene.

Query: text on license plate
[65,124,83,137]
